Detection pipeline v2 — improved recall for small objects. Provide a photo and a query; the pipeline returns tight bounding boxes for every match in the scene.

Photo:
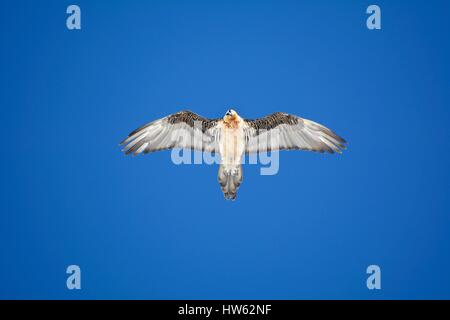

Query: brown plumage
[243,112,346,154]
[167,110,219,132]
[245,112,299,130]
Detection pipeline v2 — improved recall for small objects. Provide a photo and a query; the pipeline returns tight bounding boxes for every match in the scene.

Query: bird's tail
[218,164,243,201]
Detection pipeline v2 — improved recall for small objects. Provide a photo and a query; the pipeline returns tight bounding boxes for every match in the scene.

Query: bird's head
[225,109,237,116]
[223,109,241,127]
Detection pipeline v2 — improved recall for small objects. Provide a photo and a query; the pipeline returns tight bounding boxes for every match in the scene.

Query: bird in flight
[120,109,347,200]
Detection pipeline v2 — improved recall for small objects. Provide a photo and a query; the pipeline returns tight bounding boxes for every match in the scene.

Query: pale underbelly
[220,128,245,166]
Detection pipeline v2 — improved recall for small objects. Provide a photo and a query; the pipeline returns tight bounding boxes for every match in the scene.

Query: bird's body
[120,109,347,200]
[221,113,245,166]
[217,112,246,199]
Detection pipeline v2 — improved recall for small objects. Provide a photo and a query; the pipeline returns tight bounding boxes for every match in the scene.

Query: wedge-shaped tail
[218,165,243,201]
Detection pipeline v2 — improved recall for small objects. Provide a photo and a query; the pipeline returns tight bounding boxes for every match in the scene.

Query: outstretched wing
[120,110,221,155]
[243,112,346,154]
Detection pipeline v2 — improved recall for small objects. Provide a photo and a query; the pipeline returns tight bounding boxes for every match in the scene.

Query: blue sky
[1,0,449,299]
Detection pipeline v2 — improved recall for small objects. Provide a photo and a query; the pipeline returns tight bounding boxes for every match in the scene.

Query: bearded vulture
[120,109,347,200]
